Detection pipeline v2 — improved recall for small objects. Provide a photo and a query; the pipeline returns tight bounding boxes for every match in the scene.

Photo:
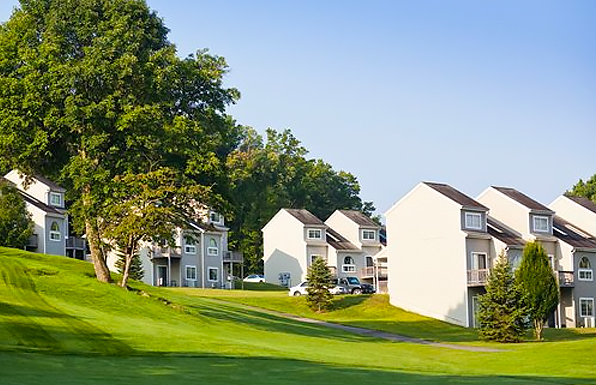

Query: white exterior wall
[5,170,50,204]
[550,196,596,237]
[263,210,309,287]
[477,188,530,235]
[386,183,470,327]
[325,212,361,246]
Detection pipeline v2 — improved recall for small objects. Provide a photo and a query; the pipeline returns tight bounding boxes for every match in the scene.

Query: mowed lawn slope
[0,247,595,385]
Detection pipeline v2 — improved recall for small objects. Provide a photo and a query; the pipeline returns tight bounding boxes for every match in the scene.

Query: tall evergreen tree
[477,253,527,342]
[305,256,333,312]
[516,241,559,340]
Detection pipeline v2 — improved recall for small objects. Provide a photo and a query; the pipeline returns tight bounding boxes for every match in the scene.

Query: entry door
[157,266,168,287]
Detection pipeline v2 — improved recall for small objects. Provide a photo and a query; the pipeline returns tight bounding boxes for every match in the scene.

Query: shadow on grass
[193,300,373,343]
[330,295,369,311]
[1,351,592,385]
[340,319,480,342]
[233,281,288,291]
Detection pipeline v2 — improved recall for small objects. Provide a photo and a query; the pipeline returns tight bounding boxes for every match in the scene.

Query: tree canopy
[0,180,34,248]
[0,0,240,282]
[568,174,596,202]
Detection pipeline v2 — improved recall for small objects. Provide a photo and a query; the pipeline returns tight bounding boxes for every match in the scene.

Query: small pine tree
[115,252,144,282]
[305,256,333,312]
[477,253,527,342]
[516,241,559,340]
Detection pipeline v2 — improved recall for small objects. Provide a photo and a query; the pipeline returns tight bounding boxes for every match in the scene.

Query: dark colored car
[332,276,375,294]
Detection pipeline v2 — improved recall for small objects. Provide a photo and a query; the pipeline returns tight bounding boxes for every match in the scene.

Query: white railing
[467,269,490,286]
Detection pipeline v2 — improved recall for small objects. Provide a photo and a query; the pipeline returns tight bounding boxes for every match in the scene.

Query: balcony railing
[360,266,388,279]
[558,271,574,287]
[467,269,490,286]
[153,246,182,258]
[223,251,243,262]
[66,236,86,249]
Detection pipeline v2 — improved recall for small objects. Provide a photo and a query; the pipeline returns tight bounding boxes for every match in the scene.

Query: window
[207,239,218,256]
[184,237,197,254]
[471,252,488,270]
[310,254,323,265]
[307,229,322,240]
[362,230,376,240]
[210,212,221,223]
[366,256,374,267]
[49,192,62,207]
[185,265,197,281]
[208,267,218,282]
[342,256,356,273]
[548,255,555,270]
[579,257,593,281]
[533,216,549,233]
[49,221,61,241]
[464,212,482,230]
[580,298,594,317]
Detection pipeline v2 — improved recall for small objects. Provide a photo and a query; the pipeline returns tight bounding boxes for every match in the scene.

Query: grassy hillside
[1,247,595,384]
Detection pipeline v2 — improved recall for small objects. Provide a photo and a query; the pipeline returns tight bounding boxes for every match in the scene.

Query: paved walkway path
[219,300,502,353]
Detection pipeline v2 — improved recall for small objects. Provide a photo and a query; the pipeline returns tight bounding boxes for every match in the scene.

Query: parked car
[288,281,347,296]
[332,276,375,294]
[243,274,265,283]
[288,281,309,296]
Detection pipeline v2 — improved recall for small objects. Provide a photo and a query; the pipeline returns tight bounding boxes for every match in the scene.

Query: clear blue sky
[2,1,595,215]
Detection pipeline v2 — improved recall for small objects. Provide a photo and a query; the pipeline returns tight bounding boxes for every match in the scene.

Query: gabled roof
[552,216,596,249]
[337,210,379,227]
[33,174,66,192]
[491,186,553,213]
[424,182,488,211]
[2,177,65,215]
[487,217,525,247]
[284,209,326,226]
[326,227,359,251]
[565,195,596,215]
[189,221,225,233]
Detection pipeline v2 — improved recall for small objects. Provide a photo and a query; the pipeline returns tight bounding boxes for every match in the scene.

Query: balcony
[223,251,243,262]
[66,236,86,249]
[558,271,574,287]
[152,246,182,258]
[467,269,490,286]
[360,266,388,279]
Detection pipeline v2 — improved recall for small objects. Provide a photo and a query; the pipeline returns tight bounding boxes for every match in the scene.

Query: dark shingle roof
[552,216,596,249]
[326,227,359,250]
[487,217,525,247]
[337,210,379,227]
[492,186,553,212]
[424,182,488,211]
[285,209,325,226]
[33,174,66,193]
[566,195,596,215]
[379,227,387,246]
[1,178,65,215]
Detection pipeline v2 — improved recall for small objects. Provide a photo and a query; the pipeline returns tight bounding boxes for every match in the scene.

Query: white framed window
[579,257,593,281]
[342,256,356,273]
[307,228,322,240]
[184,237,197,254]
[580,297,594,317]
[362,230,376,241]
[185,265,197,281]
[208,267,218,282]
[207,238,218,256]
[210,212,221,223]
[49,192,62,207]
[533,216,549,233]
[471,252,488,270]
[49,221,61,241]
[464,212,482,230]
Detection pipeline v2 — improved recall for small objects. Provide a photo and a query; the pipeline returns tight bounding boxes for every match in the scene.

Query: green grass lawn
[1,247,595,384]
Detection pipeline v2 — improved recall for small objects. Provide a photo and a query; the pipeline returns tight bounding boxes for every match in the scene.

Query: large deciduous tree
[516,241,559,341]
[477,253,527,342]
[226,127,374,274]
[568,175,596,202]
[0,0,239,282]
[0,180,34,248]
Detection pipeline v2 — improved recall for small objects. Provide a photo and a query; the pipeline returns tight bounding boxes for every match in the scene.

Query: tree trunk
[534,319,544,341]
[120,239,135,289]
[85,219,112,283]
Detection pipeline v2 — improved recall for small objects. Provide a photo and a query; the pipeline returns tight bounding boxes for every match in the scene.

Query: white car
[243,274,265,283]
[288,281,347,296]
